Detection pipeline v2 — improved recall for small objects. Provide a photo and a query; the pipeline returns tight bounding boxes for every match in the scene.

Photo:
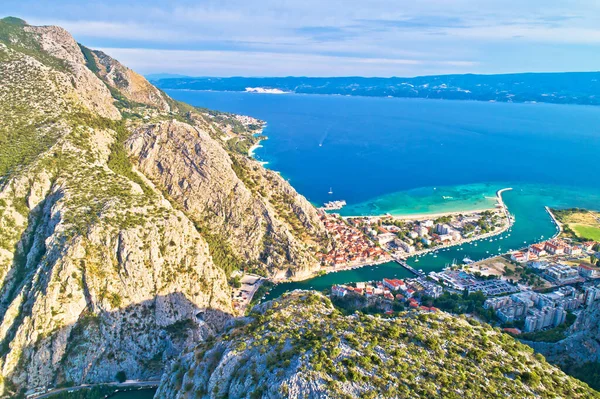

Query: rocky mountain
[157,291,598,399]
[0,17,326,397]
[527,301,600,389]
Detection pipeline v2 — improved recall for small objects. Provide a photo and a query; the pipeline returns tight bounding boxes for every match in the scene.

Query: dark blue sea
[164,90,600,297]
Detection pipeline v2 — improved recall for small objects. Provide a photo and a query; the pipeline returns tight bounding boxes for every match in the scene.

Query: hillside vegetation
[0,17,326,397]
[157,291,599,399]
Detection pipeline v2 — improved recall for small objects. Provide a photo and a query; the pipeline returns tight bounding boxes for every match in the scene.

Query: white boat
[328,187,333,195]
[463,257,475,264]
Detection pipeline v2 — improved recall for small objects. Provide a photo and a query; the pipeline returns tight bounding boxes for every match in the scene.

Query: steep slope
[0,17,328,397]
[157,291,598,399]
[89,48,172,112]
[527,301,600,388]
[126,119,328,280]
[0,18,232,396]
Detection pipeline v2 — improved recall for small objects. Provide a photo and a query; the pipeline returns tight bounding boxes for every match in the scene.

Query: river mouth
[161,89,600,302]
[262,182,600,302]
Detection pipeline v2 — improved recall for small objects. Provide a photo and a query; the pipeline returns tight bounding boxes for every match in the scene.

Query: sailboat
[328,187,333,195]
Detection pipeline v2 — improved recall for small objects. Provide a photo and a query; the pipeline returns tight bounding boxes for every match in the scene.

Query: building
[435,223,451,235]
[416,226,429,237]
[332,285,348,297]
[544,264,579,284]
[566,246,583,256]
[438,234,453,242]
[579,263,600,279]
[545,241,565,255]
[528,260,550,270]
[421,220,434,228]
[511,251,529,263]
[529,244,547,257]
[584,286,600,306]
[378,233,397,245]
[383,278,405,291]
[582,242,596,252]
[524,306,567,332]
[421,237,432,246]
[394,238,415,253]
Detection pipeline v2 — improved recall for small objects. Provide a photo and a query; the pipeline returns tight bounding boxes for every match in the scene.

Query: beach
[275,187,514,285]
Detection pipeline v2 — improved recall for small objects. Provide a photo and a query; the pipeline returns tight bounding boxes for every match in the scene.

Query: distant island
[151,72,600,106]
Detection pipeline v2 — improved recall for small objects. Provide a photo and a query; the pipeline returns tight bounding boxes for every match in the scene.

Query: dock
[393,256,425,277]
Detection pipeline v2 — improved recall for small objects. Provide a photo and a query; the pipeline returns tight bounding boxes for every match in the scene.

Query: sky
[4,0,600,77]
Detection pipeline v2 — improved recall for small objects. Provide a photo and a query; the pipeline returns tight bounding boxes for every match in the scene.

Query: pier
[392,257,425,277]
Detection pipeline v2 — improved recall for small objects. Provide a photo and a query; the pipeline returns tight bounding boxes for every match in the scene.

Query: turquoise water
[164,89,600,300]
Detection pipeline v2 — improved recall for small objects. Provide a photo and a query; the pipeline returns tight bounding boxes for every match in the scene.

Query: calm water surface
[165,90,600,299]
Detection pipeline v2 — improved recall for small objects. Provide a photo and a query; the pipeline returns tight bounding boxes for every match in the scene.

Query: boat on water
[463,257,475,264]
[328,187,333,195]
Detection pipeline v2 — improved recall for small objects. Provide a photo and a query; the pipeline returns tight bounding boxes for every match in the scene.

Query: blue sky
[5,0,600,77]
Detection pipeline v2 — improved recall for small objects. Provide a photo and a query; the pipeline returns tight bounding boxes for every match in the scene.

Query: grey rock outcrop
[126,120,327,280]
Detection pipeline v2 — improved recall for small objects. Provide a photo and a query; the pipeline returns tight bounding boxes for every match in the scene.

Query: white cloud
[14,0,600,75]
[99,47,478,77]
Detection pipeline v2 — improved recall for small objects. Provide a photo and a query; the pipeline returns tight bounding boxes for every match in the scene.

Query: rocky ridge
[157,291,599,399]
[0,17,326,397]
[527,301,600,387]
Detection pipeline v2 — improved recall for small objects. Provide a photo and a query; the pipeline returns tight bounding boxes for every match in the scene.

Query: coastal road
[28,380,160,399]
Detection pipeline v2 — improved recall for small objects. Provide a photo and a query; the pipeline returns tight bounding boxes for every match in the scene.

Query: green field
[572,224,600,241]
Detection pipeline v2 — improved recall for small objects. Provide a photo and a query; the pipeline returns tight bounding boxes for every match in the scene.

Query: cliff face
[0,17,328,396]
[90,48,172,112]
[0,18,234,396]
[126,120,327,280]
[528,301,600,365]
[156,291,598,399]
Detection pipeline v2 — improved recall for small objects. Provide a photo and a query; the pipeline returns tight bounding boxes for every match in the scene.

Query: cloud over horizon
[4,0,600,76]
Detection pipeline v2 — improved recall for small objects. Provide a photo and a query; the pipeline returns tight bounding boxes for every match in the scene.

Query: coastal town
[315,190,510,269]
[237,189,600,337]
[330,235,600,334]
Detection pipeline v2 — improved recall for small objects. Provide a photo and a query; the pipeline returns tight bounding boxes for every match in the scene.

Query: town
[330,236,600,335]
[315,205,509,269]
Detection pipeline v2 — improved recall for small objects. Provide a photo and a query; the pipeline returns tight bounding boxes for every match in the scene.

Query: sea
[165,89,600,300]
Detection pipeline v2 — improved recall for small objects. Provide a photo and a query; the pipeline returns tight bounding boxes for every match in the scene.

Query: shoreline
[340,188,509,220]
[342,207,497,221]
[269,187,514,285]
[247,122,268,158]
[545,206,563,239]
[247,141,263,158]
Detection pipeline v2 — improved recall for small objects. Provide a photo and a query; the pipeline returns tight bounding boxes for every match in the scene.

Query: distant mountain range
[151,72,600,106]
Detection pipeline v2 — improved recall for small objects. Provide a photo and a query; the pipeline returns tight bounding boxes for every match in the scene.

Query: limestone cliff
[528,301,600,366]
[126,120,327,280]
[156,291,598,399]
[90,48,172,112]
[0,16,328,396]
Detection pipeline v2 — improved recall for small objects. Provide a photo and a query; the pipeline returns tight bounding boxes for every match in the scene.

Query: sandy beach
[247,142,263,157]
[270,187,515,285]
[344,187,512,222]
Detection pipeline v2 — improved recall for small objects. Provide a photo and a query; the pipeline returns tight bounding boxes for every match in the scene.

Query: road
[28,380,159,399]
